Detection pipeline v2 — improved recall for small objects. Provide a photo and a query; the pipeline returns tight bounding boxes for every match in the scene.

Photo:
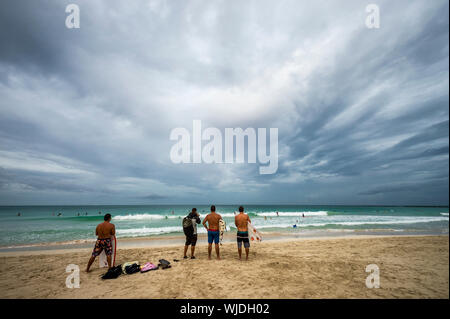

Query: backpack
[121,261,139,274]
[158,259,171,269]
[182,216,193,236]
[124,263,141,274]
[101,265,122,280]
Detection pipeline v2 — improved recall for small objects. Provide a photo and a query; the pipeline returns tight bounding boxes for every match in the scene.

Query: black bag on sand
[101,265,122,279]
[125,263,141,274]
[158,259,171,269]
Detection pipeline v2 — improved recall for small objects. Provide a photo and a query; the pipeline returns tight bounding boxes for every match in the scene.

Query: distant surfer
[183,208,201,259]
[86,213,116,272]
[276,211,279,217]
[235,206,251,260]
[17,212,21,216]
[202,205,222,260]
[302,213,305,218]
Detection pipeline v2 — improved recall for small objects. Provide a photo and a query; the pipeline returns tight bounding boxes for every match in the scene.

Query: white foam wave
[252,216,448,229]
[116,226,181,236]
[112,215,447,237]
[440,213,449,216]
[256,211,328,217]
[113,214,180,221]
[220,213,240,217]
[116,226,217,237]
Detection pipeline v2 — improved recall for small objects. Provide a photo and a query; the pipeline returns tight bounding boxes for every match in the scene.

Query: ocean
[0,205,448,248]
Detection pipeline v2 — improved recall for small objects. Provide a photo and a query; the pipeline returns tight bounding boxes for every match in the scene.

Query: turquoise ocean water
[0,205,448,247]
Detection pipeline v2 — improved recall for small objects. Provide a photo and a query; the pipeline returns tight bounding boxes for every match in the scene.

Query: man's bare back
[235,213,250,231]
[96,221,115,239]
[203,212,222,230]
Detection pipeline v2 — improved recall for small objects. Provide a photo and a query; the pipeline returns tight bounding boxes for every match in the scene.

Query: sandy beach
[0,235,448,299]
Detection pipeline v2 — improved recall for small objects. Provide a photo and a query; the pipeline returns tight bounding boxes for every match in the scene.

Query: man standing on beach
[86,213,115,272]
[202,205,222,260]
[183,208,201,259]
[235,206,251,260]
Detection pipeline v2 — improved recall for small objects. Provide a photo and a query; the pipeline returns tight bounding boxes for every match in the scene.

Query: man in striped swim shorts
[235,206,251,260]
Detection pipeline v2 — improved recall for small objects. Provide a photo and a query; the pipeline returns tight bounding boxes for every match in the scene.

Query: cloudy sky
[0,0,448,206]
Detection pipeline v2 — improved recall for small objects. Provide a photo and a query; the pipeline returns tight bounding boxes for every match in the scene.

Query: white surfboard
[219,219,226,245]
[99,235,117,268]
[248,222,262,242]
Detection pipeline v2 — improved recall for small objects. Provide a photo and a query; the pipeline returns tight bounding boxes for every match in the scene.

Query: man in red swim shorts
[86,213,115,272]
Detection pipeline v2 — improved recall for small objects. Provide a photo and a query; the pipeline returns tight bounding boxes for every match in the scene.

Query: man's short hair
[239,206,244,212]
[211,205,216,212]
[192,208,197,213]
[104,213,112,221]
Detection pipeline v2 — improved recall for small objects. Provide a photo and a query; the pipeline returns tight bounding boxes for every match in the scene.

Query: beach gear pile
[101,259,172,280]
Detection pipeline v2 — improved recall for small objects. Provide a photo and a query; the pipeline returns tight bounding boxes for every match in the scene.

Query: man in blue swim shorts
[202,205,222,260]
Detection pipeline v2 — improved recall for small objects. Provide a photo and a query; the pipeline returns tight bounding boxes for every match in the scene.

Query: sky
[0,0,448,206]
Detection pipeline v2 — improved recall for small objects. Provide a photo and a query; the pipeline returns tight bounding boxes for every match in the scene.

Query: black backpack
[182,216,193,236]
[101,265,122,280]
[124,263,140,274]
[158,259,171,269]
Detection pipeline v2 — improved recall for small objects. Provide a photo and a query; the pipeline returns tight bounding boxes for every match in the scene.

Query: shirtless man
[202,205,222,260]
[235,206,251,260]
[86,213,115,272]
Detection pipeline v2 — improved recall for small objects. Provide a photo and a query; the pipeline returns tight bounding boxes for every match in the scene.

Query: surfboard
[219,219,226,245]
[248,222,262,242]
[99,235,117,268]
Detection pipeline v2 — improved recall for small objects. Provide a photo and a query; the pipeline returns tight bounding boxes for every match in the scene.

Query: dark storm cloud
[140,194,167,200]
[358,179,448,196]
[0,0,448,205]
